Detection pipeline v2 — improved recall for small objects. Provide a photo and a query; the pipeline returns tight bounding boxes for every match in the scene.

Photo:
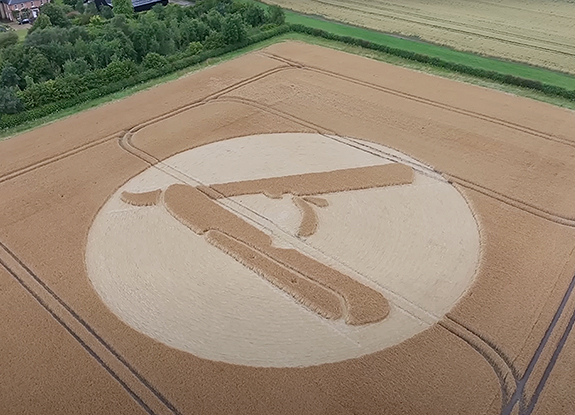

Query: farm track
[0,133,124,185]
[441,271,575,415]
[0,241,183,415]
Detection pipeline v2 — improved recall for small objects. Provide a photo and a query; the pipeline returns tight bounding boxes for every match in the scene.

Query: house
[131,0,168,13]
[0,0,47,22]
[95,0,168,13]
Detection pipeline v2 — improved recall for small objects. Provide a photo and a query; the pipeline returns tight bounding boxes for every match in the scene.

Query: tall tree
[243,3,265,27]
[267,5,285,25]
[39,3,72,28]
[0,87,23,114]
[113,0,133,17]
[1,66,20,87]
[222,13,246,45]
[29,14,52,34]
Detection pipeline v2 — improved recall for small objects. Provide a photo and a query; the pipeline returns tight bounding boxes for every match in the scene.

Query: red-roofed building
[0,0,48,22]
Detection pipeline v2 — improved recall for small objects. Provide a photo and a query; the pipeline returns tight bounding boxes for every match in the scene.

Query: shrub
[267,5,285,25]
[0,32,18,49]
[204,30,224,50]
[187,41,203,55]
[0,87,24,114]
[143,52,168,70]
[104,60,138,82]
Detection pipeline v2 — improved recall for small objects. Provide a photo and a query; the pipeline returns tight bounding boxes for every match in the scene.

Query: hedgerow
[0,24,290,129]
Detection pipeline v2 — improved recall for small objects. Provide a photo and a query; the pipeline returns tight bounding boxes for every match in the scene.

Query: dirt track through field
[1,42,574,414]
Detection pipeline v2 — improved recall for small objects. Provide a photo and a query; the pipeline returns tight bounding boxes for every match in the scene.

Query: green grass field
[15,27,28,42]
[248,1,575,91]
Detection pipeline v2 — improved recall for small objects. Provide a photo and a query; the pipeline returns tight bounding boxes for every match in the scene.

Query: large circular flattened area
[86,133,480,367]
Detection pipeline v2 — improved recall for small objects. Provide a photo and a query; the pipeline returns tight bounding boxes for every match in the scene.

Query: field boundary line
[0,241,182,415]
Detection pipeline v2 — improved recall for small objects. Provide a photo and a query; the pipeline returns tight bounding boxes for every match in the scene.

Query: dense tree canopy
[113,0,134,17]
[0,32,18,49]
[0,0,286,115]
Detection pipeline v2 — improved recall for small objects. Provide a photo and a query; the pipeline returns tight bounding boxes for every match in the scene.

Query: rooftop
[1,0,38,5]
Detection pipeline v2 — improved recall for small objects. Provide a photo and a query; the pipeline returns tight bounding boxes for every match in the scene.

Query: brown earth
[0,41,574,414]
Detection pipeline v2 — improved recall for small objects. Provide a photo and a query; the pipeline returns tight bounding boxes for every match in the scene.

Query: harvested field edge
[2,23,574,133]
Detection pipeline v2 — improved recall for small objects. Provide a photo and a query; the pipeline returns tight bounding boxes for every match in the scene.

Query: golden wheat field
[2,42,575,414]
[264,0,575,73]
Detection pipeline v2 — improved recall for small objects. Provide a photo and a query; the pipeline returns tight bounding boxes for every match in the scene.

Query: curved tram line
[441,274,575,415]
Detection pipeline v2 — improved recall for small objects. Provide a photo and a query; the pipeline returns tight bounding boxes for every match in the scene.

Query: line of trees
[0,0,285,115]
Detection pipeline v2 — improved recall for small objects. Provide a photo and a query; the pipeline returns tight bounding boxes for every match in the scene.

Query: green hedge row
[0,24,291,130]
[18,61,140,109]
[288,24,575,101]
